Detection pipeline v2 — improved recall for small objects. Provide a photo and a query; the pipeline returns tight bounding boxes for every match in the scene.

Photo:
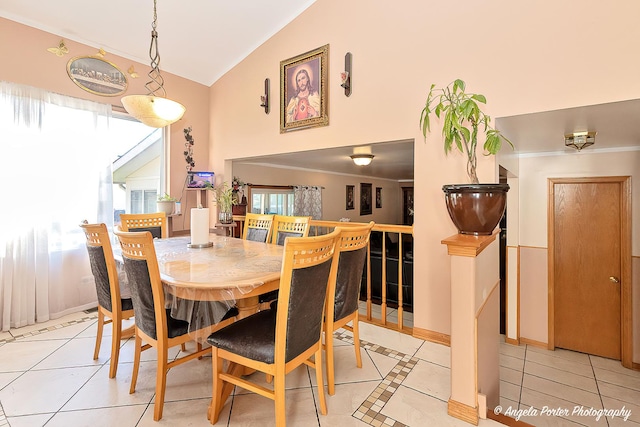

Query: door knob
[609,276,620,283]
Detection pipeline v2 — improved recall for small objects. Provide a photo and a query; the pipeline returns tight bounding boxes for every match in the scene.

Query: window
[249,186,294,215]
[130,189,158,214]
[110,113,163,219]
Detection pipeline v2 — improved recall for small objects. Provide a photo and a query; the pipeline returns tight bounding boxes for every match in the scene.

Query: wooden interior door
[552,180,621,359]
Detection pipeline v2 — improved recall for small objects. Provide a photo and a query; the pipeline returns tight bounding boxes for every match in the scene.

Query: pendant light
[121,0,185,128]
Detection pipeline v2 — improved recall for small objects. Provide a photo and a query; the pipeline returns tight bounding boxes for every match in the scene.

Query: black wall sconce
[341,52,352,97]
[260,78,270,114]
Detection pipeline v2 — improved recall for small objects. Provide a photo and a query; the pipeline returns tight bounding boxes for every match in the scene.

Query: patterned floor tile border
[0,312,97,346]
[0,315,418,427]
[333,329,420,427]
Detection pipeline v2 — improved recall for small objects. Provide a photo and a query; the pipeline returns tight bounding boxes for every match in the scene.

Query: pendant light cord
[145,0,167,98]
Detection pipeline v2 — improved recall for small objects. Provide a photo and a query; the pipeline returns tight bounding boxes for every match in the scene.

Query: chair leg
[209,347,224,424]
[326,330,336,396]
[274,369,287,426]
[352,315,363,368]
[93,310,104,360]
[154,347,169,421]
[108,317,122,378]
[314,348,327,415]
[129,332,142,394]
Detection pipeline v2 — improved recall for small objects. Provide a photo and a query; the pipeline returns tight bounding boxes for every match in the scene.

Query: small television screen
[187,171,214,188]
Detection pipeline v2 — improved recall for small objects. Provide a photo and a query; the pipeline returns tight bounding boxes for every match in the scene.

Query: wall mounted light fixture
[341,52,352,97]
[260,78,270,114]
[121,0,186,128]
[565,131,596,151]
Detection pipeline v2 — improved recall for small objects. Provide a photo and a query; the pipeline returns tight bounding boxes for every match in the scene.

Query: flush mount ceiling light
[350,146,374,166]
[565,131,596,151]
[350,154,374,166]
[121,0,185,128]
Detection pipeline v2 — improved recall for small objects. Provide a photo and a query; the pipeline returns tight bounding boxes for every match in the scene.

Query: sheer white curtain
[292,186,322,219]
[0,82,113,331]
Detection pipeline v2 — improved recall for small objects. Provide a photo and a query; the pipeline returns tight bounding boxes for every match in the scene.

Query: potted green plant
[420,79,513,235]
[209,182,237,224]
[156,193,177,215]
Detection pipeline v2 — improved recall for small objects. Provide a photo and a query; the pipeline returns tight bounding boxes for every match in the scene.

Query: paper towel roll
[190,208,210,245]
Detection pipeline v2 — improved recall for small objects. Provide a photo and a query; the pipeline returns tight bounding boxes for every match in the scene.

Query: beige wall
[0,17,210,232]
[208,0,640,337]
[233,163,404,224]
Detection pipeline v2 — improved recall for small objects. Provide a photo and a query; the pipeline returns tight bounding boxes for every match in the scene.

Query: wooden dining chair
[270,214,311,245]
[260,215,312,309]
[324,221,375,395]
[207,228,342,427]
[242,213,274,243]
[114,229,237,421]
[119,212,167,239]
[80,222,135,379]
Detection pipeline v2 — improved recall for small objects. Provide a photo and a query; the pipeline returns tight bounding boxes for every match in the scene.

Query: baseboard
[519,337,547,349]
[487,410,536,427]
[412,326,450,346]
[448,399,478,425]
[632,361,640,371]
[505,336,519,346]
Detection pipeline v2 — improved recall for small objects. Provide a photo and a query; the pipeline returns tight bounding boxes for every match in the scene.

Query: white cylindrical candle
[190,207,210,245]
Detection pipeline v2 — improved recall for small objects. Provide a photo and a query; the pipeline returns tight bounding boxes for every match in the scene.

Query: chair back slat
[120,213,167,239]
[271,215,311,246]
[243,213,274,242]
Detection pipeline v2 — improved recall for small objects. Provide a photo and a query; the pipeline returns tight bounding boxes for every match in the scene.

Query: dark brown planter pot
[442,183,509,235]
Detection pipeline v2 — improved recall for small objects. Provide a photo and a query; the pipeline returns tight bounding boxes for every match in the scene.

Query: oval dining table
[113,233,283,325]
[151,234,283,311]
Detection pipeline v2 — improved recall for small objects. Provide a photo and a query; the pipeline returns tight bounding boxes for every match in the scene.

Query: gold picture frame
[67,55,128,97]
[280,44,329,133]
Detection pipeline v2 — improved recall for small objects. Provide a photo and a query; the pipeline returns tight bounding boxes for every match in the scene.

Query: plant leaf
[471,94,486,104]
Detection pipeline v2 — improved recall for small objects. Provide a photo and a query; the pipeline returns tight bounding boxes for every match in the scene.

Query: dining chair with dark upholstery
[80,222,134,379]
[242,213,274,243]
[119,212,167,239]
[207,228,342,427]
[270,214,311,246]
[324,221,375,395]
[259,215,312,309]
[114,229,237,421]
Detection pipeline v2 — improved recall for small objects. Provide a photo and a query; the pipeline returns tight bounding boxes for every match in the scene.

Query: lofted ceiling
[3,1,639,180]
[0,0,316,87]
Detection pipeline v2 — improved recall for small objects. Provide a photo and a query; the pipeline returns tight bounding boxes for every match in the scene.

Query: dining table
[113,233,284,337]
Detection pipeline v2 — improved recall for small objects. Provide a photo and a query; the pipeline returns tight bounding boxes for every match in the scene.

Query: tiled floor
[0,309,637,427]
[499,341,640,426]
